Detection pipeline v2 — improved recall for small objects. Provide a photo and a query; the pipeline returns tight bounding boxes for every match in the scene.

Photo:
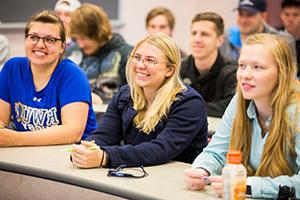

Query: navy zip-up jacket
[86,85,208,168]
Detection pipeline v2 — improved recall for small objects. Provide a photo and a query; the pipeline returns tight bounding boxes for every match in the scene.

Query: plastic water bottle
[222,150,247,200]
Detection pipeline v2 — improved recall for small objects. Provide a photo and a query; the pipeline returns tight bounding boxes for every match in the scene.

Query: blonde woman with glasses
[184,33,300,199]
[70,33,208,168]
[0,10,97,146]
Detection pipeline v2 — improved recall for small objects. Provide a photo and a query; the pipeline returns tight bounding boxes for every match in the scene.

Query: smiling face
[25,22,64,69]
[131,42,174,92]
[237,10,264,35]
[190,20,223,60]
[237,44,278,104]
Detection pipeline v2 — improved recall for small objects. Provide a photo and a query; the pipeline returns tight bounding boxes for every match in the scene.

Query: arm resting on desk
[0,101,88,146]
[86,86,208,168]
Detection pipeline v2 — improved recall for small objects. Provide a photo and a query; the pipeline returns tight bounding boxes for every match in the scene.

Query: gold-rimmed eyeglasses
[26,34,62,46]
[130,54,167,67]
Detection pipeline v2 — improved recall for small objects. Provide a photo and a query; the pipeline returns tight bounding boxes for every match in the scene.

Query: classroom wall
[119,0,237,55]
[1,0,237,57]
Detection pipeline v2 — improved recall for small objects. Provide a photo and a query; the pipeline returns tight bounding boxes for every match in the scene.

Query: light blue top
[192,95,300,199]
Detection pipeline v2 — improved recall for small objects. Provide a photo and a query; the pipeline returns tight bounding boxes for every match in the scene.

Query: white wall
[119,0,237,54]
[1,0,238,57]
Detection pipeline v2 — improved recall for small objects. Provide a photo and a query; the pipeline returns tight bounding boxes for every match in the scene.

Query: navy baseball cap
[235,0,267,14]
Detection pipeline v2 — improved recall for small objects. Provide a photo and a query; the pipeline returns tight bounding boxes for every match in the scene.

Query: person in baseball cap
[220,0,282,61]
[54,0,81,43]
[235,0,267,14]
[54,0,82,64]
[55,0,81,12]
[235,0,270,36]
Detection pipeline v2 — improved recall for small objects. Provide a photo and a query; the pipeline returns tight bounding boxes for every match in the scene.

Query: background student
[0,10,97,146]
[279,0,300,77]
[70,3,133,103]
[54,0,82,65]
[0,34,9,70]
[70,33,208,168]
[145,7,187,58]
[184,33,300,199]
[180,12,237,117]
[221,0,288,61]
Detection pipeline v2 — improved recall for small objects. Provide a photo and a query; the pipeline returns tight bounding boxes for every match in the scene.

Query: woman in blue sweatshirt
[70,33,208,168]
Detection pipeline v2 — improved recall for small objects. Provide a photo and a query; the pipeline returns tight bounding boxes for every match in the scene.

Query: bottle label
[234,180,246,200]
[222,166,246,200]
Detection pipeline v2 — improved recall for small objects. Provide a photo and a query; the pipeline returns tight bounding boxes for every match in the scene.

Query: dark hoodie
[80,33,133,103]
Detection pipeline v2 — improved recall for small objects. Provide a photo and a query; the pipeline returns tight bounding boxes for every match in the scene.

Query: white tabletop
[0,145,218,200]
[207,116,222,135]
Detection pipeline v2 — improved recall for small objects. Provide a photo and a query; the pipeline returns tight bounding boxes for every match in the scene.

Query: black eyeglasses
[26,34,62,46]
[107,164,148,178]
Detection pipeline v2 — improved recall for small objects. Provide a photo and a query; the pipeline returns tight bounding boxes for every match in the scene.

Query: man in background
[0,34,9,70]
[54,0,82,64]
[280,0,300,76]
[221,0,282,60]
[70,3,132,103]
[181,12,237,117]
[145,7,187,58]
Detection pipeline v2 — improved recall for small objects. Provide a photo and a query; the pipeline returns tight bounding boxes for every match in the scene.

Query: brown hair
[70,3,112,44]
[146,7,175,30]
[192,12,224,36]
[25,10,66,43]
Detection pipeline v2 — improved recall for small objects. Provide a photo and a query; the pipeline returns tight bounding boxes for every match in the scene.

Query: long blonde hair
[230,33,300,177]
[125,33,186,134]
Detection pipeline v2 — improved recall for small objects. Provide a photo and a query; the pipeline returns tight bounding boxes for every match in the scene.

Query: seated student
[54,0,83,65]
[180,12,237,117]
[70,33,208,168]
[280,0,300,77]
[184,33,300,199]
[145,7,187,58]
[0,34,9,70]
[70,3,133,103]
[0,10,97,146]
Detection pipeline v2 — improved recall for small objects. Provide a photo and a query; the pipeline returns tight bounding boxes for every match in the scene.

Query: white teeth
[34,51,46,56]
[137,72,148,77]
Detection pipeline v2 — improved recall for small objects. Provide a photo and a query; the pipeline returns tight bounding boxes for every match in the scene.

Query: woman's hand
[71,140,104,168]
[184,168,209,190]
[209,176,224,198]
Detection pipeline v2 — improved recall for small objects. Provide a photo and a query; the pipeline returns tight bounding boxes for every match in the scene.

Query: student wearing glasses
[70,33,208,168]
[0,10,97,146]
[184,33,300,199]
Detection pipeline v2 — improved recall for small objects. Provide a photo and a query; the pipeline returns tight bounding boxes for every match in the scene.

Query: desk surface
[0,145,218,200]
[93,104,108,113]
[207,116,222,135]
